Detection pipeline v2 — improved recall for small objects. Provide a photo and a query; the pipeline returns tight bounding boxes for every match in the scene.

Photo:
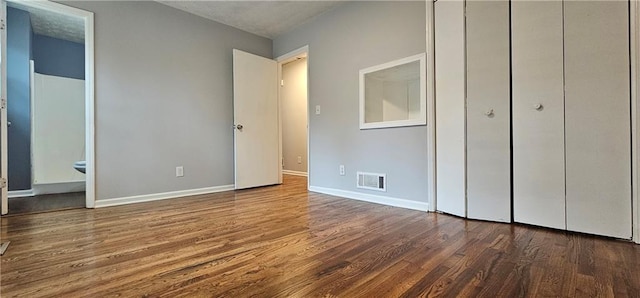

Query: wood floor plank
[1,175,639,297]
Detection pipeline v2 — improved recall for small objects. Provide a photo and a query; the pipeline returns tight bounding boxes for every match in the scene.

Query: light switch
[315,105,321,115]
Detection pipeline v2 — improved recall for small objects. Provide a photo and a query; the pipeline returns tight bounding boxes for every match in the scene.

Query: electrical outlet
[176,166,184,177]
[297,156,302,164]
[339,165,345,176]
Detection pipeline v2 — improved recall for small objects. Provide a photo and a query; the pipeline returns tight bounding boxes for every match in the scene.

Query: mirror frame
[359,53,427,130]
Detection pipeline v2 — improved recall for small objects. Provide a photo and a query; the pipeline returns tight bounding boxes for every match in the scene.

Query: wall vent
[357,172,386,192]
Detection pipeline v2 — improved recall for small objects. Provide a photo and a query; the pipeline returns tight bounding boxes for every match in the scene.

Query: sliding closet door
[465,0,510,222]
[434,0,466,217]
[512,0,566,229]
[564,1,632,238]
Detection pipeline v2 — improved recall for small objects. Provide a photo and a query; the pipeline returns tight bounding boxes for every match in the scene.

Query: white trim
[631,0,639,244]
[95,185,235,208]
[7,1,96,210]
[282,170,308,177]
[309,185,429,212]
[8,189,33,198]
[276,45,309,63]
[426,0,436,212]
[29,60,34,187]
[1,0,8,215]
[276,45,310,190]
[84,7,95,209]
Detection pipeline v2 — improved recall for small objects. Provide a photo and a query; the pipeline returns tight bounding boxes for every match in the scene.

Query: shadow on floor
[8,192,85,215]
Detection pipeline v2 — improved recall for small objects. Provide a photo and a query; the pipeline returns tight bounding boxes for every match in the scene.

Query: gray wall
[33,34,85,80]
[7,7,32,191]
[62,1,272,200]
[273,1,428,202]
[281,58,308,173]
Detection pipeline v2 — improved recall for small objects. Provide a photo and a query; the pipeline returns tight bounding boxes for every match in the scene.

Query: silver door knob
[534,104,543,111]
[234,124,243,130]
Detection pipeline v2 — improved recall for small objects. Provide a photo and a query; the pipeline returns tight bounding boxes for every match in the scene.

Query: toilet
[73,161,86,174]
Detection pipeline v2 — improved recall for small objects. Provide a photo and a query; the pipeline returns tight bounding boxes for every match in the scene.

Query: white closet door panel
[512,0,566,229]
[435,0,466,217]
[465,0,510,222]
[564,1,632,239]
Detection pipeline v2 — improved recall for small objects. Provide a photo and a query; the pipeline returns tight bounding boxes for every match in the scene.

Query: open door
[232,49,280,189]
[1,0,7,216]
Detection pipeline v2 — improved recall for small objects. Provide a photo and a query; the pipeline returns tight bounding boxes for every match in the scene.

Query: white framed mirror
[359,53,426,129]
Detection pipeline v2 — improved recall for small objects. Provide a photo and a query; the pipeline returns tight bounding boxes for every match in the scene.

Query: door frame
[276,45,310,189]
[2,0,95,211]
[1,0,6,214]
[631,0,639,244]
[426,0,436,212]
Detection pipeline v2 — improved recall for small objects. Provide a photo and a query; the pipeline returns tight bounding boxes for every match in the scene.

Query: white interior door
[465,0,511,223]
[512,0,566,230]
[233,49,280,190]
[434,0,466,217]
[1,0,7,215]
[564,0,631,239]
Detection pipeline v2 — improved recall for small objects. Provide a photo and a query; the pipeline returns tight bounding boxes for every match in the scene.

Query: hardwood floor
[1,175,639,297]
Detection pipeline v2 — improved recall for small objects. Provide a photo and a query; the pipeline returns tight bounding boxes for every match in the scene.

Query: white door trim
[6,0,96,209]
[1,0,7,215]
[631,0,639,244]
[276,45,310,190]
[426,0,436,212]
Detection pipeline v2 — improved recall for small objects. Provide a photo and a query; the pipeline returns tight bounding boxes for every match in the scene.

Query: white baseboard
[33,181,85,195]
[309,186,429,212]
[8,189,34,198]
[282,170,308,177]
[95,185,235,208]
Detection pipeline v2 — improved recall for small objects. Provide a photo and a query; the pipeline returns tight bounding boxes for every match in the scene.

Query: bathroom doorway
[277,46,309,187]
[1,0,94,215]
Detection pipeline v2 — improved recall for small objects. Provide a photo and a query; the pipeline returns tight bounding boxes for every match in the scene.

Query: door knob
[534,104,543,111]
[485,109,494,117]
[234,124,243,130]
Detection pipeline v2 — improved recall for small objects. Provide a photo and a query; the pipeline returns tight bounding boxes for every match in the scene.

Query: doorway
[1,0,95,215]
[277,46,309,187]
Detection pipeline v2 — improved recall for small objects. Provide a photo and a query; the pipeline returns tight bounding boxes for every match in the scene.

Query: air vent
[357,172,386,192]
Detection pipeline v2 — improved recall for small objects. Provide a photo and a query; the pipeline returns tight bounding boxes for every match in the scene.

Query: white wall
[62,1,272,200]
[281,58,308,174]
[274,1,428,203]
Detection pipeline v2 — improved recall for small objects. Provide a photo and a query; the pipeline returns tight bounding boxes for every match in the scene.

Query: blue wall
[33,34,84,80]
[7,7,32,191]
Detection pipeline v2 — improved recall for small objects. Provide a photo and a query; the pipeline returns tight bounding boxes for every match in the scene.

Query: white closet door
[512,0,566,229]
[435,0,466,217]
[564,1,632,238]
[465,0,510,222]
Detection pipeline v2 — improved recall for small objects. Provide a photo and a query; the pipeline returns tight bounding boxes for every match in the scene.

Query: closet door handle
[534,104,544,111]
[485,109,494,117]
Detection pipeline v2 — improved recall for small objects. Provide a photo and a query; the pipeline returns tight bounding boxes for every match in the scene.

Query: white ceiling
[158,1,346,39]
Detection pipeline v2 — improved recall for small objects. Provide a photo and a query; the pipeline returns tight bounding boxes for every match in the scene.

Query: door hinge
[1,98,6,109]
[0,19,5,30]
[0,178,7,188]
